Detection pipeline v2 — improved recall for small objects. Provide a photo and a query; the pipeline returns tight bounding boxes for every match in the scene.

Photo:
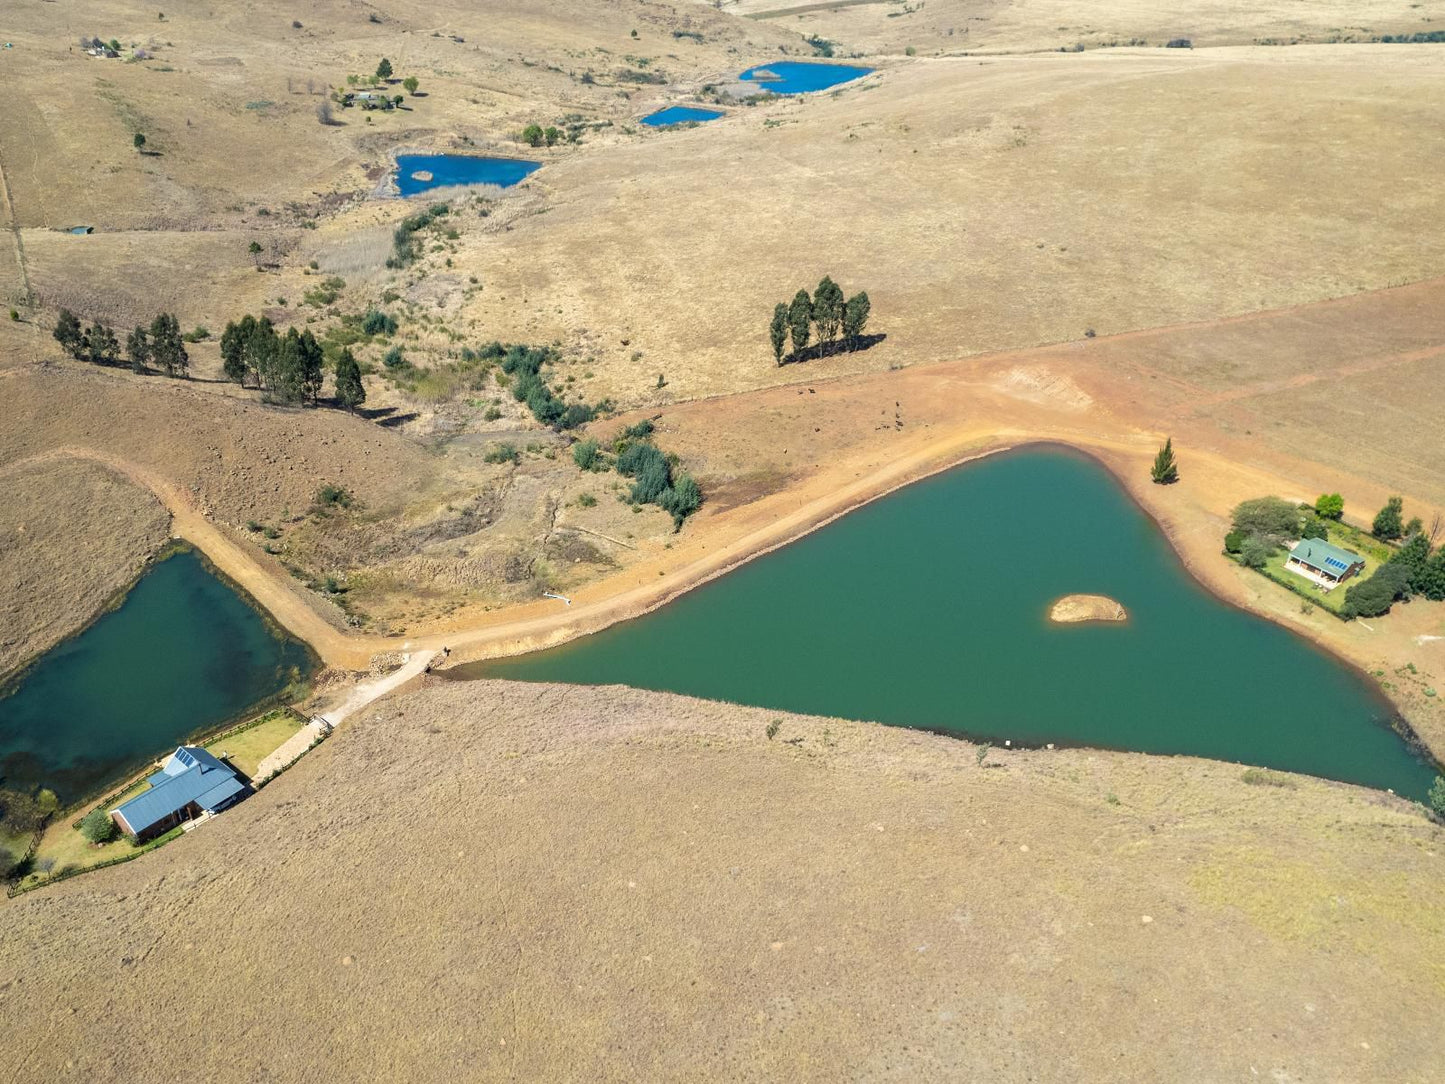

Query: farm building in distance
[1285,537,1366,590]
[110,746,248,841]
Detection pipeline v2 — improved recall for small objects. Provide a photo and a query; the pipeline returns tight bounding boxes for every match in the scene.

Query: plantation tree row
[768,276,871,365]
[53,308,189,377]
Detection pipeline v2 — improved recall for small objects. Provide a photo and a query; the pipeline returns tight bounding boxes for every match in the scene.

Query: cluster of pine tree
[218,315,334,407]
[53,308,188,377]
[768,277,871,366]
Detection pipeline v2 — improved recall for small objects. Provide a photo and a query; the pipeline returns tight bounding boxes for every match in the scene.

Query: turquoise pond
[641,106,725,127]
[395,154,541,197]
[738,61,874,94]
[0,549,314,801]
[468,448,1439,800]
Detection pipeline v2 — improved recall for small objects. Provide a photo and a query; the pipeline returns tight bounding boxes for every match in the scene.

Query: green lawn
[204,709,304,780]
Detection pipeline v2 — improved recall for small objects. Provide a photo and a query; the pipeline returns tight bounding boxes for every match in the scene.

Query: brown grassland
[1,0,1444,1076]
[2,681,1442,1080]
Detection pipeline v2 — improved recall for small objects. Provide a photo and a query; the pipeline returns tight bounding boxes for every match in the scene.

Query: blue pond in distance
[641,106,725,127]
[395,154,541,197]
[738,61,874,94]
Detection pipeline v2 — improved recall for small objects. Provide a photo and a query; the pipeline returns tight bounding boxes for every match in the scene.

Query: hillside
[2,680,1440,1080]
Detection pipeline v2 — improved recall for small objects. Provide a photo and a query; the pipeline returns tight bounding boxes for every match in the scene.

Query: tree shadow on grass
[781,332,887,367]
[376,411,420,428]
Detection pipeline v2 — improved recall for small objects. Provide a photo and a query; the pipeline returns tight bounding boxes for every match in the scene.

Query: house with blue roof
[110,746,248,841]
[1285,537,1365,590]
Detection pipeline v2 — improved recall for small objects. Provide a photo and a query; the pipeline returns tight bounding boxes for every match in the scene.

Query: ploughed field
[474,449,1438,798]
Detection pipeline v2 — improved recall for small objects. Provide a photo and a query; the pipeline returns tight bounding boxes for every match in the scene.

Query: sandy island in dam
[1050,593,1128,624]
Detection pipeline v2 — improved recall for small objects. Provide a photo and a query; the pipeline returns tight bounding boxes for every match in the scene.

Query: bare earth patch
[1049,593,1127,623]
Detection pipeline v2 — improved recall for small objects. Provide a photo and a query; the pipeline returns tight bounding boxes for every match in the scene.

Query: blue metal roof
[113,746,246,833]
[1288,537,1364,575]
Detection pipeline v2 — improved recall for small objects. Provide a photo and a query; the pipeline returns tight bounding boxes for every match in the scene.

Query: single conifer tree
[812,276,844,352]
[335,348,366,412]
[220,319,248,385]
[769,303,788,365]
[841,290,870,351]
[787,289,812,359]
[126,326,150,373]
[376,57,393,80]
[1151,437,1179,484]
[299,329,325,405]
[1372,496,1405,540]
[53,308,84,357]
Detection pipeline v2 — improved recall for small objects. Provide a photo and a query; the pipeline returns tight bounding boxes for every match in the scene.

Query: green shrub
[383,345,405,369]
[79,809,117,844]
[576,492,598,508]
[484,443,520,464]
[1341,561,1411,619]
[1429,776,1445,818]
[361,309,397,336]
[1315,493,1344,520]
[1223,530,1246,554]
[315,483,353,509]
[572,438,599,470]
[1239,536,1273,569]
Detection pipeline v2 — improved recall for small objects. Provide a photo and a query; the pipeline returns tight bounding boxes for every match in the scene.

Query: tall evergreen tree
[1372,496,1405,541]
[376,57,393,80]
[125,326,150,373]
[246,316,279,388]
[334,348,365,412]
[148,312,187,377]
[841,290,870,351]
[769,303,788,366]
[220,319,248,384]
[812,276,844,353]
[1391,532,1433,594]
[299,329,325,405]
[268,329,306,404]
[53,308,84,358]
[85,323,119,365]
[1150,437,1179,485]
[787,290,812,359]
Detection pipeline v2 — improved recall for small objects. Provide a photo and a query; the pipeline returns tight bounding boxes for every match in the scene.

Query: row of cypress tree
[768,276,871,365]
[53,308,189,377]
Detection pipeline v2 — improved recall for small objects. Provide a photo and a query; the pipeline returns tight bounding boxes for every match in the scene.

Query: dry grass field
[0,456,168,679]
[709,0,1445,55]
[2,3,1445,1074]
[1,681,1440,1081]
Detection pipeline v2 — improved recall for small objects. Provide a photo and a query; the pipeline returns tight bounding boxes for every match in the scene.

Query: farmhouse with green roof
[1285,537,1365,590]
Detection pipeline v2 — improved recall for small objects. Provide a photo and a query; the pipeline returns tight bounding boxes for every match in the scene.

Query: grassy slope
[1,680,1440,1080]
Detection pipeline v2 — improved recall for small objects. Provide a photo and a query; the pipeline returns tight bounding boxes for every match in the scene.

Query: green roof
[1288,537,1363,574]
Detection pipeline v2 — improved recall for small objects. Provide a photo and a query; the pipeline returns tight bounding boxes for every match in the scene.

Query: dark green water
[476,448,1438,799]
[0,549,314,801]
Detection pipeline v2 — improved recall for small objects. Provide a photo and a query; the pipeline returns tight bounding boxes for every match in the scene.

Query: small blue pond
[394,154,541,197]
[640,106,725,127]
[738,61,873,95]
